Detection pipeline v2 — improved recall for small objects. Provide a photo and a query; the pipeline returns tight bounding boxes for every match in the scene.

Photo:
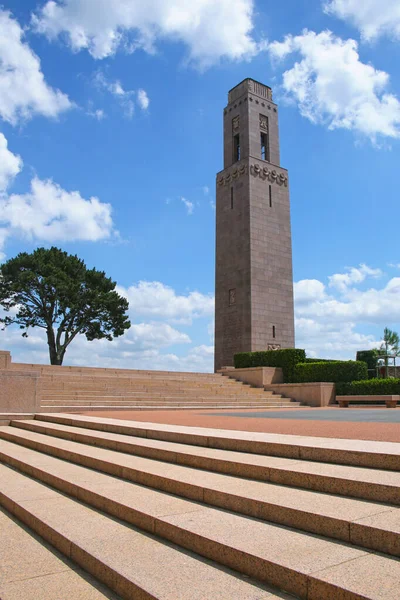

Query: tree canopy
[380,327,400,358]
[0,247,131,365]
[378,327,400,377]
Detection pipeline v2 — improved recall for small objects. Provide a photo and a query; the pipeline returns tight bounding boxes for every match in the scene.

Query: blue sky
[1,0,400,370]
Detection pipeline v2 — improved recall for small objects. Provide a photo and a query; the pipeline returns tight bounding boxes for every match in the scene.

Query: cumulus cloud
[269,29,400,142]
[324,0,400,42]
[328,264,383,292]
[294,264,400,358]
[294,279,327,304]
[0,133,22,192]
[295,276,400,324]
[32,0,260,67]
[1,318,209,371]
[295,317,378,359]
[128,322,191,349]
[118,281,214,325]
[0,177,114,256]
[0,9,72,125]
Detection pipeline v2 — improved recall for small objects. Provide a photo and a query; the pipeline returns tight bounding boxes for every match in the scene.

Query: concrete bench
[337,395,399,408]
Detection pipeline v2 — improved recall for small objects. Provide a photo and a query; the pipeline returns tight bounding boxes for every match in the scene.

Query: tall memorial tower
[214,79,295,371]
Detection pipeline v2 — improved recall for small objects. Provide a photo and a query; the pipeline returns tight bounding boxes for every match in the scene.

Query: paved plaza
[208,408,400,422]
[80,406,400,443]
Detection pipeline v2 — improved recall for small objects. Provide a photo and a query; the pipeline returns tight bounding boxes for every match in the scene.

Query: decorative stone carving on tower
[214,78,295,371]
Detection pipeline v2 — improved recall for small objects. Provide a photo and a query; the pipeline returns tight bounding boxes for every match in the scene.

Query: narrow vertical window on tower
[273,325,276,339]
[230,187,234,209]
[269,185,272,207]
[260,115,270,162]
[261,133,267,161]
[233,134,241,162]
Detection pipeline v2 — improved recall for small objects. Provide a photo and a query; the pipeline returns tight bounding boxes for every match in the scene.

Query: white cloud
[128,322,191,349]
[294,265,400,358]
[295,317,378,359]
[296,276,400,324]
[118,281,214,325]
[137,89,150,111]
[0,318,211,371]
[32,0,260,67]
[294,279,327,304]
[94,71,135,118]
[1,297,213,371]
[269,29,400,141]
[87,107,105,120]
[328,264,383,292]
[94,72,149,118]
[181,197,194,215]
[0,133,22,192]
[0,177,114,256]
[0,9,72,125]
[324,0,400,42]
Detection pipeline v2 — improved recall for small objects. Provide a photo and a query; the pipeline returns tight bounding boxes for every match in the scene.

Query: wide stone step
[39,380,249,388]
[38,376,237,384]
[38,383,268,392]
[0,464,282,600]
[2,424,400,558]
[40,404,293,410]
[41,392,283,402]
[37,413,400,470]
[0,505,120,600]
[39,380,253,386]
[40,394,285,401]
[40,391,277,399]
[1,442,400,599]
[40,403,296,408]
[40,398,288,404]
[1,425,399,510]
[39,405,301,413]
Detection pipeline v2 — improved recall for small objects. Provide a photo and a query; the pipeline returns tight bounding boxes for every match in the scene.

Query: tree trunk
[46,327,63,365]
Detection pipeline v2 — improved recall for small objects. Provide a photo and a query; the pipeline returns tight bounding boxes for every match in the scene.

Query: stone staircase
[0,413,399,599]
[12,363,301,411]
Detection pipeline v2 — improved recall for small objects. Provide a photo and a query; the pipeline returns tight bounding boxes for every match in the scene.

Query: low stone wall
[0,351,11,370]
[0,369,40,413]
[222,367,283,387]
[264,382,336,407]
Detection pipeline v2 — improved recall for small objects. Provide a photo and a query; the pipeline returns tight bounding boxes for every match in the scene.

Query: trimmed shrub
[337,378,400,396]
[356,350,378,378]
[294,360,368,384]
[234,349,306,383]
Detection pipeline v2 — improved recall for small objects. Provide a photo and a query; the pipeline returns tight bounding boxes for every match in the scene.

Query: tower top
[227,78,273,106]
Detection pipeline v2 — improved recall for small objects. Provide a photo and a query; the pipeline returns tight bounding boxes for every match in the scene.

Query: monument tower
[214,79,295,371]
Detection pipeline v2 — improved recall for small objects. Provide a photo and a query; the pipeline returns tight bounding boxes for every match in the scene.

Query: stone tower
[214,78,295,371]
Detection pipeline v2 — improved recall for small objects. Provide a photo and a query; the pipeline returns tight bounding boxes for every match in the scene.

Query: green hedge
[294,360,368,384]
[337,378,400,396]
[234,349,306,383]
[356,350,378,378]
[304,358,336,363]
